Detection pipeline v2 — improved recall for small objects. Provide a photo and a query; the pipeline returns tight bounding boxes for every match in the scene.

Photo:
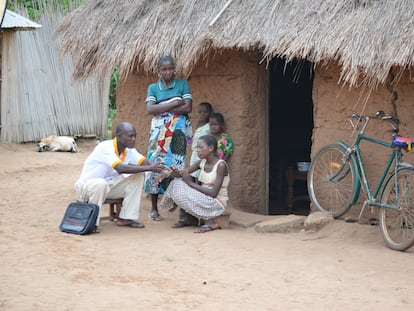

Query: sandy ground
[1,139,414,311]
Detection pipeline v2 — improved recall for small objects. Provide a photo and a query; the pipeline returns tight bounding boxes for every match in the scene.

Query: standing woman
[144,55,193,221]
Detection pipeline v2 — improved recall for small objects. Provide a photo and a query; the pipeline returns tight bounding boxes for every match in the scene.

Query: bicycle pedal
[369,218,379,226]
[345,217,358,223]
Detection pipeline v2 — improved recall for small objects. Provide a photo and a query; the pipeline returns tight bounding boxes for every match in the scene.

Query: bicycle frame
[337,116,406,210]
[308,112,414,250]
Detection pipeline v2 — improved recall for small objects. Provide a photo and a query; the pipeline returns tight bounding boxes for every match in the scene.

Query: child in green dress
[209,112,233,162]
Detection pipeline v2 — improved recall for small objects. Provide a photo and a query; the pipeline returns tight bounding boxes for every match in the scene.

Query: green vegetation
[7,0,82,20]
[107,68,119,138]
[109,68,119,110]
[107,108,117,132]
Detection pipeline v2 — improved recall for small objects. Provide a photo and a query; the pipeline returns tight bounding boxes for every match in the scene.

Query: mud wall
[115,50,268,214]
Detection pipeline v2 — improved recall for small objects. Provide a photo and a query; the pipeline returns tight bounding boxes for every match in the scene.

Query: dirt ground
[1,139,414,311]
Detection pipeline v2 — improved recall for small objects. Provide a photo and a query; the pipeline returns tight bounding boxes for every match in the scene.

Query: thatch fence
[1,1,109,143]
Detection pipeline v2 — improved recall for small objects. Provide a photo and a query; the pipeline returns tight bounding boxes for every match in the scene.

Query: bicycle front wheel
[379,169,414,251]
[307,144,357,217]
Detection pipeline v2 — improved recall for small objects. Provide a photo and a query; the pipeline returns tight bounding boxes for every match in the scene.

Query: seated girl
[159,135,230,233]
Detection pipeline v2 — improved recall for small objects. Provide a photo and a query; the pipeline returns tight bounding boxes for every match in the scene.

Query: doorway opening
[268,58,314,215]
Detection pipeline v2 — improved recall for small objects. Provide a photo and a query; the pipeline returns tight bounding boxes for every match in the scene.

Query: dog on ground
[38,135,79,153]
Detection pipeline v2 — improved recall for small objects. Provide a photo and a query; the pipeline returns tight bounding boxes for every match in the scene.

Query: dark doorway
[268,58,314,215]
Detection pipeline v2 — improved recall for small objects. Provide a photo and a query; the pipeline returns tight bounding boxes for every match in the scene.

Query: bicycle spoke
[308,144,356,217]
[379,169,414,251]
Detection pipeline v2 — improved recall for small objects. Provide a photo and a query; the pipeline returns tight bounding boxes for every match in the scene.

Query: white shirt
[75,139,145,185]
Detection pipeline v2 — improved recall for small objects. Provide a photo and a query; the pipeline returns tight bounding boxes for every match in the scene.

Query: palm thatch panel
[1,10,109,143]
[57,0,414,86]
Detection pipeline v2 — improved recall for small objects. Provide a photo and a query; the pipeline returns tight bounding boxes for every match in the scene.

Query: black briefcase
[59,201,99,235]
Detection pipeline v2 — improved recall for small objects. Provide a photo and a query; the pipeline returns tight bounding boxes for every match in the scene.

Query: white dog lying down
[38,135,79,153]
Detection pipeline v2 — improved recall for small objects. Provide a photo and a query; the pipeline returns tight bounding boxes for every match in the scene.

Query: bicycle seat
[392,135,414,151]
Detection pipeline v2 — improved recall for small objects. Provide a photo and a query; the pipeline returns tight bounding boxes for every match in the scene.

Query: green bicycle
[307,111,414,251]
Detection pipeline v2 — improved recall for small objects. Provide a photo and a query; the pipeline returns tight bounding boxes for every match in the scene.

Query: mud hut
[57,0,414,215]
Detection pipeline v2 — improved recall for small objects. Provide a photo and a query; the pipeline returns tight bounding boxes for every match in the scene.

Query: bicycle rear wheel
[379,169,414,251]
[307,144,357,217]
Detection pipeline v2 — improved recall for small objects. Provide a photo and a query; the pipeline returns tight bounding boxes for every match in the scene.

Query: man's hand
[150,162,165,173]
[154,165,179,184]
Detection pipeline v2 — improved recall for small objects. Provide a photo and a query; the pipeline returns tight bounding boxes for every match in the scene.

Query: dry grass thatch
[56,0,414,87]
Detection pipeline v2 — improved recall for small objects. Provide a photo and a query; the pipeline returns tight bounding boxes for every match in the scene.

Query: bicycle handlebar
[351,111,399,132]
[375,111,400,126]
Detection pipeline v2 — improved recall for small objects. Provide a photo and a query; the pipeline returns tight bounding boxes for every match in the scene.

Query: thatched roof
[57,0,414,87]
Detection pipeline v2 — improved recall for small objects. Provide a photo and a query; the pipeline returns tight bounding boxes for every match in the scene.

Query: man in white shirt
[75,122,164,229]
